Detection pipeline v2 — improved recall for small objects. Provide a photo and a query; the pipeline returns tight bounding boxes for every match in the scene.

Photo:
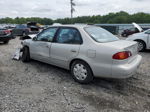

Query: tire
[136,40,146,52]
[22,47,30,62]
[3,40,9,44]
[71,60,94,84]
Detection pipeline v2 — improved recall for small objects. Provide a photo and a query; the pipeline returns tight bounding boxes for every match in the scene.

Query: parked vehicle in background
[121,23,143,37]
[12,23,40,37]
[27,22,41,32]
[4,26,15,29]
[126,29,150,51]
[0,28,12,44]
[12,24,31,37]
[4,26,15,39]
[121,28,140,37]
[22,25,142,84]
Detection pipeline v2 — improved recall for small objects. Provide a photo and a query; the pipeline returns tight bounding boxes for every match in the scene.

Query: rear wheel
[136,40,146,52]
[71,60,93,84]
[22,47,30,62]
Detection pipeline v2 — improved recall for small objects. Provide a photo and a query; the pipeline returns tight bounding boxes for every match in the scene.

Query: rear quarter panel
[73,28,116,78]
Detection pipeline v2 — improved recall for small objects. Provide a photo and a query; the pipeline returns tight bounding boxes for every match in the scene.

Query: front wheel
[22,47,30,62]
[71,60,93,84]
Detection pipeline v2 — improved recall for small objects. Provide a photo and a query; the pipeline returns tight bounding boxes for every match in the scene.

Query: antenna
[70,0,75,18]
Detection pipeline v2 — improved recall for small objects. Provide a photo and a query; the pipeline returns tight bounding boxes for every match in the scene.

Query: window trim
[53,27,83,45]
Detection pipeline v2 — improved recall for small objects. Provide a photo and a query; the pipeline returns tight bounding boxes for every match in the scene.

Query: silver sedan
[22,25,142,84]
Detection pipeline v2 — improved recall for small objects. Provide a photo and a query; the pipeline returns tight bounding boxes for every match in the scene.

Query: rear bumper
[111,55,142,78]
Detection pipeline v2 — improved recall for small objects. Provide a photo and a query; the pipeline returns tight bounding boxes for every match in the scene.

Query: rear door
[30,27,58,62]
[50,27,82,68]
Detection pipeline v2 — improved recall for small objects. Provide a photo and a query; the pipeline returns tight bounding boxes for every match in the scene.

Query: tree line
[0,11,150,25]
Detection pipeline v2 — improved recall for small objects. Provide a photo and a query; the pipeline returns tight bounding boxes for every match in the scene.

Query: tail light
[4,30,11,34]
[113,51,132,60]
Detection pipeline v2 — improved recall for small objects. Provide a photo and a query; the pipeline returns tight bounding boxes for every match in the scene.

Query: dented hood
[132,22,143,32]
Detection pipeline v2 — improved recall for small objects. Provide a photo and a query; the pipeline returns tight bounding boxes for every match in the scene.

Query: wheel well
[22,45,29,51]
[69,59,93,73]
[134,39,146,47]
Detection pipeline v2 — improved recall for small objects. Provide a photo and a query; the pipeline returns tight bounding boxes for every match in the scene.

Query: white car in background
[126,27,150,51]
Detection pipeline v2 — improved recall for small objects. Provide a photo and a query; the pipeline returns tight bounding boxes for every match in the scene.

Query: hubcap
[138,42,143,51]
[73,64,87,81]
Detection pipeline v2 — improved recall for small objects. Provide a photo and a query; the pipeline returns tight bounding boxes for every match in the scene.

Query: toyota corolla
[22,25,142,84]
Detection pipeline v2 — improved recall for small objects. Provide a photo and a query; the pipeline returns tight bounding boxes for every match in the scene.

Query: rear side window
[55,28,82,44]
[84,27,119,43]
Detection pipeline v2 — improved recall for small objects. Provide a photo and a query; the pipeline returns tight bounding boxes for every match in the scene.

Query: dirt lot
[0,38,150,112]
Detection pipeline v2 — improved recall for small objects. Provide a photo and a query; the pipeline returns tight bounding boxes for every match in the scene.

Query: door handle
[71,50,77,53]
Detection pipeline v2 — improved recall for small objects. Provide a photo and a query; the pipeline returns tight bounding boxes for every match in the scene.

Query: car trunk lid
[132,22,143,32]
[103,40,138,58]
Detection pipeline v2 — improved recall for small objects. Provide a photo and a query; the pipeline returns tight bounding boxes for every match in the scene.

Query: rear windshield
[84,27,119,43]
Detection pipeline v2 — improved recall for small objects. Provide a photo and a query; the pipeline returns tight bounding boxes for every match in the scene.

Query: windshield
[84,27,119,43]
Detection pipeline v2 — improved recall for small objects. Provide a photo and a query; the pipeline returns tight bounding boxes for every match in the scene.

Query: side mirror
[33,36,37,41]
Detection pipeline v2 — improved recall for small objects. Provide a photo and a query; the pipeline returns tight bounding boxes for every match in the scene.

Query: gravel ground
[0,38,150,112]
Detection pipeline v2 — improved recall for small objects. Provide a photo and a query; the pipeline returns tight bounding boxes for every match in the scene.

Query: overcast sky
[0,0,149,19]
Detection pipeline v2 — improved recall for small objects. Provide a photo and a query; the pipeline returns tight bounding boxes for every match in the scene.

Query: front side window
[55,28,82,44]
[37,28,58,42]
[84,27,119,43]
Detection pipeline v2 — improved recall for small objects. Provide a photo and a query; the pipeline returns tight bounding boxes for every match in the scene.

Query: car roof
[50,24,96,29]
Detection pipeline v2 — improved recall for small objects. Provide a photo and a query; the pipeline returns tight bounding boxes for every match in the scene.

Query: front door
[50,27,83,68]
[30,27,58,62]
